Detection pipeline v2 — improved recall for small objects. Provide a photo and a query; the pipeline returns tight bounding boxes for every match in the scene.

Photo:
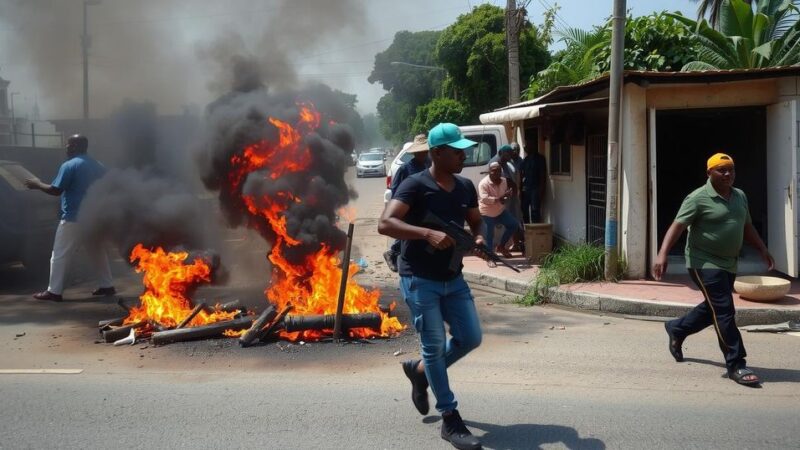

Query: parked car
[0,160,58,273]
[384,124,509,203]
[355,152,387,178]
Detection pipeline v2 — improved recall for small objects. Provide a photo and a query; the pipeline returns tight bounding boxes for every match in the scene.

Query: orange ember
[126,244,236,328]
[229,104,405,341]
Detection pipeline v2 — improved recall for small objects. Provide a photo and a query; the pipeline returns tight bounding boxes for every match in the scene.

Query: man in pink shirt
[478,162,519,259]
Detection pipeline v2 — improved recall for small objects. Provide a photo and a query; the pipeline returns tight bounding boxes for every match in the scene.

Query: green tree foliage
[436,4,551,120]
[376,93,415,144]
[368,30,442,142]
[692,0,753,28]
[670,0,800,69]
[524,12,700,99]
[410,98,471,135]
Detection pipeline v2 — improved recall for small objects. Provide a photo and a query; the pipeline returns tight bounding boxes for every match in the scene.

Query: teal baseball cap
[427,123,477,150]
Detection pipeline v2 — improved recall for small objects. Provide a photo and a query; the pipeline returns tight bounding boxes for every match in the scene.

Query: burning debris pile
[100,95,404,346]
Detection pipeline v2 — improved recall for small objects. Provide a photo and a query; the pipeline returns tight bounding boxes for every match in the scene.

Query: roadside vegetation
[517,243,626,306]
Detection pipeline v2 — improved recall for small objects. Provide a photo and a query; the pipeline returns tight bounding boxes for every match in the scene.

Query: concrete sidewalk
[461,255,800,325]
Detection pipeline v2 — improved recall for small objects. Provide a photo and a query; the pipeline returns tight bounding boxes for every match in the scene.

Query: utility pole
[604,0,626,280]
[82,0,101,120]
[9,91,19,146]
[506,0,524,105]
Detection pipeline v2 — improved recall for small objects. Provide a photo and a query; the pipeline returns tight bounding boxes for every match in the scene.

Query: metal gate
[586,135,607,244]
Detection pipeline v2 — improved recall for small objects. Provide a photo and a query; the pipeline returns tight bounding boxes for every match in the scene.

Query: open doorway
[654,107,768,273]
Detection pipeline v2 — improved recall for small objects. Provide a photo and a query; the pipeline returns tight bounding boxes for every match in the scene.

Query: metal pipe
[604,0,626,281]
[333,223,355,340]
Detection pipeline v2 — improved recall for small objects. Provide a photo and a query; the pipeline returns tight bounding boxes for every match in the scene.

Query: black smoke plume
[195,80,356,265]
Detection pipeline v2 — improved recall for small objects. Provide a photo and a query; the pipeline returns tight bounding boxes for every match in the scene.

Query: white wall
[620,84,648,278]
[544,141,586,243]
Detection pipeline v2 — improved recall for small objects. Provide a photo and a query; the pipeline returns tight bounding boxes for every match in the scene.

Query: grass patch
[517,243,626,306]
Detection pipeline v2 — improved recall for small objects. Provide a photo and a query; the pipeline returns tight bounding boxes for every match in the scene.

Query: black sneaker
[441,410,481,450]
[401,359,429,415]
[383,251,398,273]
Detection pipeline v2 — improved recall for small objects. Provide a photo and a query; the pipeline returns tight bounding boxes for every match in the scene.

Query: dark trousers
[521,190,541,223]
[667,268,747,371]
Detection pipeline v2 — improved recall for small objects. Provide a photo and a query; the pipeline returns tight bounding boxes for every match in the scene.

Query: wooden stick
[333,223,355,341]
[150,316,253,346]
[258,304,294,342]
[238,305,277,347]
[98,317,126,329]
[176,303,206,329]
[102,322,145,343]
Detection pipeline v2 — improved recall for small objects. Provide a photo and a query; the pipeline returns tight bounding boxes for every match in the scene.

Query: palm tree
[523,27,608,98]
[671,0,800,69]
[693,0,752,28]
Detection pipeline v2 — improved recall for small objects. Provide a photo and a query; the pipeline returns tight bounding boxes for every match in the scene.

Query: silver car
[355,152,386,178]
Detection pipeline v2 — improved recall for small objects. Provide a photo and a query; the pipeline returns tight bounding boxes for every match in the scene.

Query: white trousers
[48,220,113,295]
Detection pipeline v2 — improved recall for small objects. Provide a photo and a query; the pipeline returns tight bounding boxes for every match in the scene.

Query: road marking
[0,369,83,374]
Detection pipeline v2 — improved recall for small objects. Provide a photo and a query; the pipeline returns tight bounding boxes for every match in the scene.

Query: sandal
[664,323,684,362]
[728,367,760,386]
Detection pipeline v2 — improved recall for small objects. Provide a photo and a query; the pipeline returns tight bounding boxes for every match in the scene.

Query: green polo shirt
[674,179,751,273]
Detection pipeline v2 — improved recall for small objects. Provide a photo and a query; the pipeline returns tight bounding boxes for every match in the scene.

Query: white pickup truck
[383,124,510,203]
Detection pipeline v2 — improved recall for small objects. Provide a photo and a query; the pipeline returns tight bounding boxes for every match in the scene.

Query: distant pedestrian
[652,153,773,387]
[24,135,115,302]
[490,144,522,252]
[383,134,430,272]
[379,122,485,450]
[478,161,518,262]
[519,146,547,223]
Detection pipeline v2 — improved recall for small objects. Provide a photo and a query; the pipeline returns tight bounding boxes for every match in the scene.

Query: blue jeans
[482,209,519,250]
[400,274,482,413]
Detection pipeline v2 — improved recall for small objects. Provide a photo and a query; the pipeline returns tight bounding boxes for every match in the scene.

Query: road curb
[463,270,800,326]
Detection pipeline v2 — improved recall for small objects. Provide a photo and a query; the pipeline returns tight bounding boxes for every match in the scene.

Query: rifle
[423,212,520,273]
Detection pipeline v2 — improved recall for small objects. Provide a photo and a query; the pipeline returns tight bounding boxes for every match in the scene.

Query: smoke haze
[0,0,366,118]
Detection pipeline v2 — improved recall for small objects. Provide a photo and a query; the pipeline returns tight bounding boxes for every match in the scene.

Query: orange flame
[125,244,236,328]
[229,104,405,341]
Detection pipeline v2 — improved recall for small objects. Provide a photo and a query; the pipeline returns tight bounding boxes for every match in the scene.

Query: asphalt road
[1,168,799,449]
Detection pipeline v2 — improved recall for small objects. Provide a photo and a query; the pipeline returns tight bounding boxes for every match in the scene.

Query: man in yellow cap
[652,152,773,387]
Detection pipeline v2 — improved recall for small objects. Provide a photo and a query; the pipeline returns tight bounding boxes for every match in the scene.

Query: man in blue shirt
[25,135,114,301]
[383,134,430,272]
[379,123,485,450]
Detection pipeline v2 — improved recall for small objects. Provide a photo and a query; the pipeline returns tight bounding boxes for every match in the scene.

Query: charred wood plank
[238,305,277,347]
[285,313,381,333]
[102,322,145,343]
[333,223,355,341]
[98,317,126,329]
[150,316,253,346]
[176,303,206,329]
[257,304,294,342]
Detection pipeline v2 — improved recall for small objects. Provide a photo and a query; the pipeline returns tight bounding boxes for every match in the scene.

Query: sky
[0,0,697,120]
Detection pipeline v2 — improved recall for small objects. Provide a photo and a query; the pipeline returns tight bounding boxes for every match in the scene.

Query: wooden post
[333,223,355,341]
[151,317,253,346]
[238,305,277,347]
[176,303,206,329]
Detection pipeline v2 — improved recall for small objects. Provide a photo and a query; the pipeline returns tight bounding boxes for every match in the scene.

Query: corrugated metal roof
[497,66,800,112]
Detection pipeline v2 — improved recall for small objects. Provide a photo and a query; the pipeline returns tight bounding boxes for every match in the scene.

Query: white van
[383,124,509,203]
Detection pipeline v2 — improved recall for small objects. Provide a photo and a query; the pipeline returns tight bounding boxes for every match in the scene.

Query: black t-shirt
[393,169,479,280]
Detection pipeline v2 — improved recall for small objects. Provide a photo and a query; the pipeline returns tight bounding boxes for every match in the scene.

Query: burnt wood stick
[202,300,244,315]
[150,316,254,346]
[285,313,381,333]
[102,322,145,343]
[238,305,277,347]
[258,304,294,342]
[98,317,126,328]
[176,303,207,329]
[333,223,355,341]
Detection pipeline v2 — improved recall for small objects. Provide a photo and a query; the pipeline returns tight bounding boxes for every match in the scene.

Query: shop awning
[479,97,609,124]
